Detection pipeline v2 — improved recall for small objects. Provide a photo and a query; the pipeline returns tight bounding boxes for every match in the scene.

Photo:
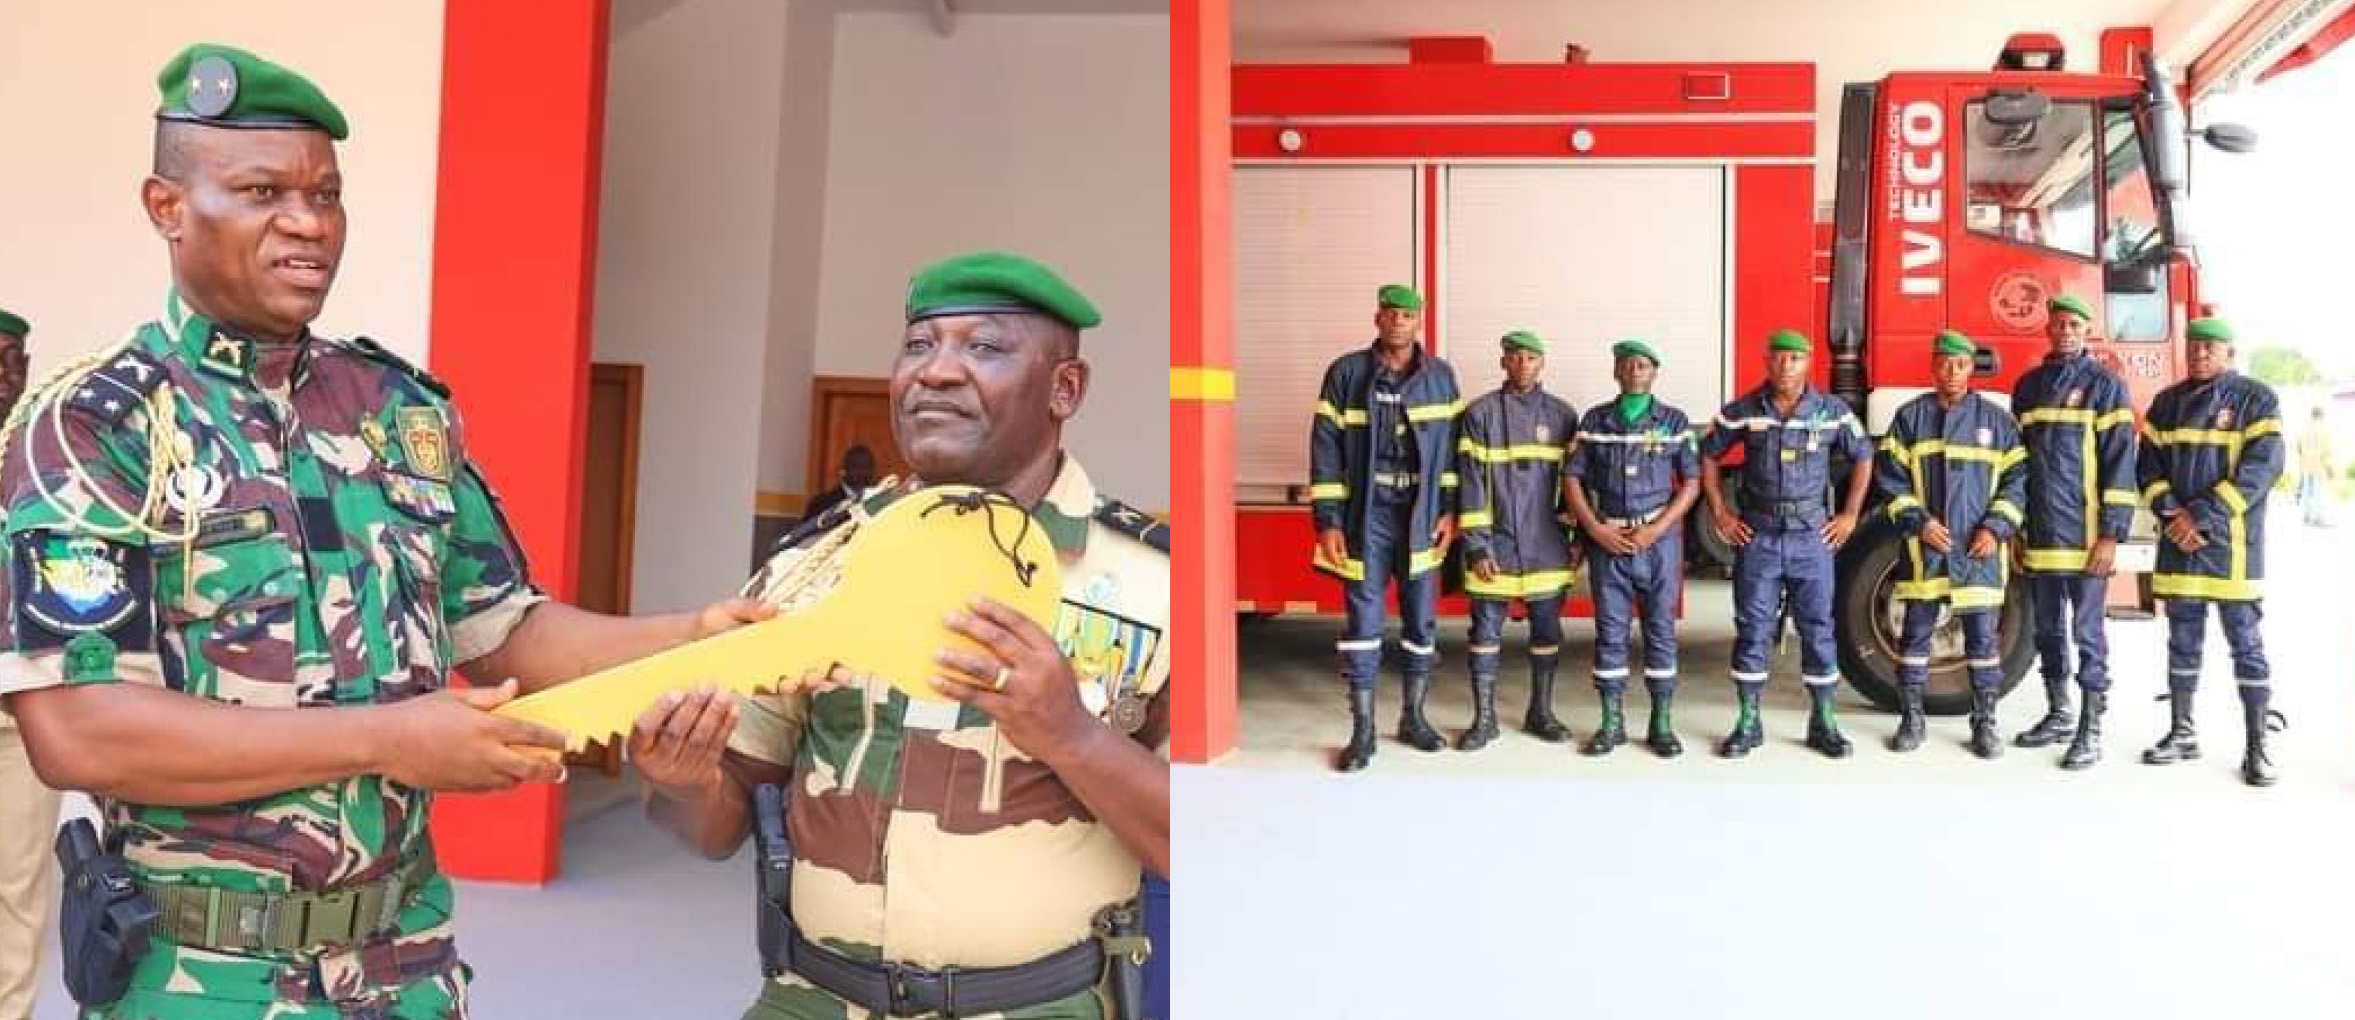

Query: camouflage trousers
[742,972,1107,1020]
[84,937,467,1020]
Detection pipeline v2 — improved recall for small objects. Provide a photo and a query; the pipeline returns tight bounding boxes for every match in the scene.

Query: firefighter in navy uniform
[1875,331,2028,758]
[1699,329,1874,759]
[1562,340,1702,757]
[2010,294,2137,768]
[2137,317,2287,786]
[1452,330,1580,750]
[1311,284,1462,772]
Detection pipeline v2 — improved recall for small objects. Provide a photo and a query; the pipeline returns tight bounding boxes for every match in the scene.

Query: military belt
[1370,471,1421,489]
[146,856,435,954]
[789,930,1104,1018]
[1601,507,1668,529]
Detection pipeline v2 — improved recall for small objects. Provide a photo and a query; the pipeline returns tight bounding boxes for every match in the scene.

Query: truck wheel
[1688,479,1742,575]
[1834,516,2035,716]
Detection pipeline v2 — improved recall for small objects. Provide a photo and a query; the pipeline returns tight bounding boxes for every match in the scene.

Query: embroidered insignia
[398,406,452,481]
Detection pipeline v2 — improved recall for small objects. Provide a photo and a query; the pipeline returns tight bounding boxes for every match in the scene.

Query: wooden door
[572,363,641,775]
[807,376,907,496]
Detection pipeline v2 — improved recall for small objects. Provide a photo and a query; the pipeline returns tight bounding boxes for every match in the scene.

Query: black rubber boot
[1717,685,1764,758]
[1337,688,1377,772]
[1398,672,1446,752]
[1967,686,2004,759]
[1456,674,1499,751]
[1523,664,1572,743]
[2240,688,2284,788]
[1645,686,1683,758]
[1803,686,1852,759]
[2013,677,2075,748]
[2142,689,2200,765]
[1582,688,1626,757]
[2060,689,2105,770]
[1890,685,1927,752]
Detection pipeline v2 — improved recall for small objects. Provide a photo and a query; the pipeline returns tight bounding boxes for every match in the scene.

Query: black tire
[1688,477,1742,574]
[1834,515,2036,716]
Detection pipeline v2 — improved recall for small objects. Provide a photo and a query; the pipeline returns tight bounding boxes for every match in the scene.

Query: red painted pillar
[1171,0,1238,764]
[425,0,610,883]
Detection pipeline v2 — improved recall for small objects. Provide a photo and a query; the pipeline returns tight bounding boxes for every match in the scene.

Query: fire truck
[1228,33,2251,715]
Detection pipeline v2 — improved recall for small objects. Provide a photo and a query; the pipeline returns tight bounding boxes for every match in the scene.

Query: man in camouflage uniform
[0,44,766,1020]
[0,304,57,1020]
[636,251,1170,1020]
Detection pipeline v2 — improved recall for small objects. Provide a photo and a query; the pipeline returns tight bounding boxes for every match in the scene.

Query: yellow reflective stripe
[1896,439,2014,466]
[2095,408,2137,431]
[2102,489,2138,506]
[2147,428,2246,446]
[1989,500,2024,524]
[1311,547,1366,581]
[1458,510,1494,529]
[1440,472,1460,489]
[1885,494,1922,521]
[2024,547,2091,572]
[1309,482,1348,501]
[1457,439,1565,463]
[1406,400,1462,423]
[1999,447,2027,470]
[2019,408,2095,426]
[2079,418,2099,546]
[1894,577,1951,600]
[1409,546,1447,576]
[1950,586,2006,610]
[2229,504,2246,585]
[2214,482,2248,514]
[2153,574,2261,600]
[1466,569,1575,599]
[2142,480,2173,504]
[2243,418,2280,441]
[1879,436,1913,468]
[1316,401,1371,427]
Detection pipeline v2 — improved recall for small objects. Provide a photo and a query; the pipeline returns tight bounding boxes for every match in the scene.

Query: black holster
[54,818,158,1009]
[1094,901,1152,1020]
[751,782,795,978]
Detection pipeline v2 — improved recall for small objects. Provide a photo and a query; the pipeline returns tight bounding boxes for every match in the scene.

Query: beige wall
[0,2,446,370]
[594,0,792,613]
[810,8,1171,509]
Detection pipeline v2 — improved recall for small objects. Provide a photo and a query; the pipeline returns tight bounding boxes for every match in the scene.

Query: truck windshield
[1963,99,2098,259]
[2102,104,2171,341]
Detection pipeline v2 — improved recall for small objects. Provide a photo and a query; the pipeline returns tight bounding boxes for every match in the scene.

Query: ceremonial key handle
[494,485,1063,752]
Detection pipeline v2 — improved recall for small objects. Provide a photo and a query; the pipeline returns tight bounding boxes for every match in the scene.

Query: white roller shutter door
[1441,166,1729,421]
[1231,165,1420,500]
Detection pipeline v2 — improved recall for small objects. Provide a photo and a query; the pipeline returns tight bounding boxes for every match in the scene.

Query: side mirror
[2200,123,2258,153]
[2104,260,2162,294]
[1983,89,2051,126]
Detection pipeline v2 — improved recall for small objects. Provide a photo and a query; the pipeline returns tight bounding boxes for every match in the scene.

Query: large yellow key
[495,485,1063,752]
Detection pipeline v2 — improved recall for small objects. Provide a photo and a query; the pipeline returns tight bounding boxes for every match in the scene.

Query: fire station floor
[1177,502,2355,1018]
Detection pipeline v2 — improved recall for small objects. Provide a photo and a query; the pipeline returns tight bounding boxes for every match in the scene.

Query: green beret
[2187,317,2235,344]
[1500,330,1545,354]
[1377,284,1424,311]
[156,43,348,141]
[0,307,26,339]
[905,250,1100,330]
[1767,328,1812,354]
[1933,329,1978,357]
[2046,293,2093,323]
[1611,339,1660,366]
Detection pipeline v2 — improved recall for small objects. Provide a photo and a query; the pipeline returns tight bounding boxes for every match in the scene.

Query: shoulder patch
[61,347,168,427]
[1093,499,1168,555]
[344,336,452,400]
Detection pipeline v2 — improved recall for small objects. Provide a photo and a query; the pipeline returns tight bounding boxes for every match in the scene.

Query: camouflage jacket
[0,291,542,1003]
[729,455,1169,1019]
